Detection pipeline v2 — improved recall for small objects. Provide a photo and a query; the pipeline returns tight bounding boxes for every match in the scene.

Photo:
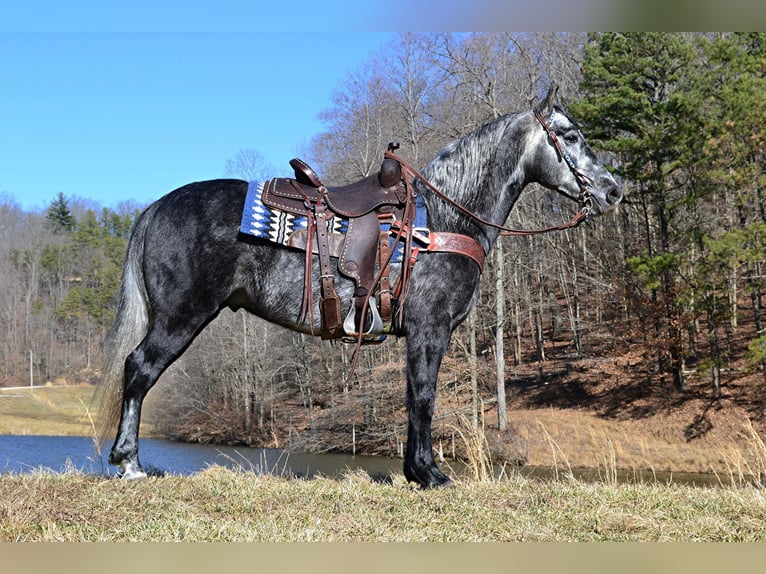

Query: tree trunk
[495,239,507,431]
[705,292,722,398]
[468,309,479,430]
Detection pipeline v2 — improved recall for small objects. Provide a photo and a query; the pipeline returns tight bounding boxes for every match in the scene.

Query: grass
[0,384,98,436]
[2,467,766,541]
[498,406,766,479]
[4,384,766,542]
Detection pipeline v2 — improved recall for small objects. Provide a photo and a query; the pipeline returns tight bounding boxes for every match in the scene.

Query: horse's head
[529,84,622,215]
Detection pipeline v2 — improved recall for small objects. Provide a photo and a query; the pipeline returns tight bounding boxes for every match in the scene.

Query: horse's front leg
[404,324,454,488]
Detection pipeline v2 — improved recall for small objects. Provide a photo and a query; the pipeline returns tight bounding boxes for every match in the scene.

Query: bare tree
[224,148,274,182]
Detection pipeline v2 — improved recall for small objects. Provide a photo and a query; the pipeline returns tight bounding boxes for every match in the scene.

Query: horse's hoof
[406,466,454,489]
[119,460,148,480]
[422,477,454,490]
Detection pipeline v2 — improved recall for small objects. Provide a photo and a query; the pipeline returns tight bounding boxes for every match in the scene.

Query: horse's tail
[95,206,154,441]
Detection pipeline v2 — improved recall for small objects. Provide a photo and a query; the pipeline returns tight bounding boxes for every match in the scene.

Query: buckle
[410,227,431,245]
[387,220,431,246]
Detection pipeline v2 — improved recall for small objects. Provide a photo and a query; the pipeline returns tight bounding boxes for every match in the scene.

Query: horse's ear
[535,83,558,115]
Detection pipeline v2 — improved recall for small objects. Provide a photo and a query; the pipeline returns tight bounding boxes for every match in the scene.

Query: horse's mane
[418,113,525,239]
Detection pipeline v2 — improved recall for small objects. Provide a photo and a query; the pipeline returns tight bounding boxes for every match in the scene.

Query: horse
[98,84,622,488]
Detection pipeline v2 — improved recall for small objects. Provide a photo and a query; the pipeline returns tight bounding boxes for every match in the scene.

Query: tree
[224,148,274,182]
[46,192,75,233]
[573,33,702,391]
[494,238,507,431]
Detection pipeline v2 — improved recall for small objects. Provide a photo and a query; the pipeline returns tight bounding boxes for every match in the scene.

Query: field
[0,384,98,436]
[0,384,157,437]
[2,467,766,542]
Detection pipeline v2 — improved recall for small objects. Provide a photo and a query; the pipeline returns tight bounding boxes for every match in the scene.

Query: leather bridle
[387,108,594,241]
[533,108,594,219]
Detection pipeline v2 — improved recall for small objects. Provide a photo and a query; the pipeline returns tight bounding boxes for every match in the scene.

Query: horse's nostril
[608,186,623,205]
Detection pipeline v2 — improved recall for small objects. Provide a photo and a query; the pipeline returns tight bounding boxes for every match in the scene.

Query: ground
[486,346,766,477]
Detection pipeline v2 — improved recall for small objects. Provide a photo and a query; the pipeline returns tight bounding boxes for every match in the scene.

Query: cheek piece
[534,108,594,216]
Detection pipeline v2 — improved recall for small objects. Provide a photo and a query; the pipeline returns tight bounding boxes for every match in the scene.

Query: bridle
[388,108,594,239]
[533,107,594,219]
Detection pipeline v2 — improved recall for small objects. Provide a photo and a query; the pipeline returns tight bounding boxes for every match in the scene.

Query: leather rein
[388,108,594,247]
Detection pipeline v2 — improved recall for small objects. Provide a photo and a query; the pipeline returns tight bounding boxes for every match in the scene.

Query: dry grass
[496,406,766,481]
[445,411,501,483]
[715,418,766,486]
[2,466,766,542]
[0,385,97,436]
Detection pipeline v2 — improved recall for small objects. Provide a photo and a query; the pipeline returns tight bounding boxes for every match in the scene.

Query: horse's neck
[421,114,526,251]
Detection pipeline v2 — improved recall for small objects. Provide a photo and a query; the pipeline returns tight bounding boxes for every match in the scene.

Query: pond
[0,434,731,487]
[0,435,402,479]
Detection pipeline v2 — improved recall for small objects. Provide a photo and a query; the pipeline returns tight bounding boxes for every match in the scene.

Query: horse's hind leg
[108,313,216,478]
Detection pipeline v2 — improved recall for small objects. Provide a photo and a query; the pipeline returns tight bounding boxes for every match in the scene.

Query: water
[0,435,732,486]
[0,434,402,479]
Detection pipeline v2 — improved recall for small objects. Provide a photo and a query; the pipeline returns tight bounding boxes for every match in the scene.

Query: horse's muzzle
[606,184,623,207]
[591,181,623,214]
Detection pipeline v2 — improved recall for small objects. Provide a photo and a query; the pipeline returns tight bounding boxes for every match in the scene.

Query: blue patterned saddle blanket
[239,180,427,262]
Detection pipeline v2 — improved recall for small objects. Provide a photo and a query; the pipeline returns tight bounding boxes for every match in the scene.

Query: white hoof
[120,460,148,480]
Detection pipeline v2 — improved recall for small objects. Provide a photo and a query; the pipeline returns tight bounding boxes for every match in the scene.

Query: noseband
[533,108,594,217]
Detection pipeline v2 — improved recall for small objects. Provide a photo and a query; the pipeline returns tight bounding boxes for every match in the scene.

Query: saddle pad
[240,180,348,243]
[239,180,428,263]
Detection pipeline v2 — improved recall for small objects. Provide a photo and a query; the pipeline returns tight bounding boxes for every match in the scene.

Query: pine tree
[572,33,701,391]
[46,192,75,233]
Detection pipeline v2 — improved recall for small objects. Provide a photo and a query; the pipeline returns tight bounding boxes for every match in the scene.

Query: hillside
[0,384,98,436]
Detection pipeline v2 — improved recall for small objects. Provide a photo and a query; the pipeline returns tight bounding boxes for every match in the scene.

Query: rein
[386,109,594,239]
[340,109,596,380]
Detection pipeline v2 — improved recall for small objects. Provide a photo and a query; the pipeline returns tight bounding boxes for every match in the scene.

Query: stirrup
[343,299,384,338]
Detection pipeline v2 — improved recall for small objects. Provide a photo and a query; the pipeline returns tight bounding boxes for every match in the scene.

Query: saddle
[261,149,410,340]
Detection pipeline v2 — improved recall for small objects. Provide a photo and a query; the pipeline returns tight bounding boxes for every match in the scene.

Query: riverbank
[2,466,766,541]
[3,380,766,482]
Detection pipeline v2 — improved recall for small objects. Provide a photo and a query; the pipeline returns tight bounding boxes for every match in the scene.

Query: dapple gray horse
[99,85,622,487]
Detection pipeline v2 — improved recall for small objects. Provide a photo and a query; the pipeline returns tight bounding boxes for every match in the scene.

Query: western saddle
[261,145,414,341]
[261,145,486,344]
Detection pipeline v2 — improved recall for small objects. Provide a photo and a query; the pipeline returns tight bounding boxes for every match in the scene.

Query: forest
[2,33,765,461]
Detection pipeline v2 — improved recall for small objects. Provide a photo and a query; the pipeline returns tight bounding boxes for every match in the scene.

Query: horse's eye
[564,134,579,144]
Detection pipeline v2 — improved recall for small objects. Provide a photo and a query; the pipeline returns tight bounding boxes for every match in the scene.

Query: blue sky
[3,0,521,213]
[1,30,393,211]
[3,2,752,212]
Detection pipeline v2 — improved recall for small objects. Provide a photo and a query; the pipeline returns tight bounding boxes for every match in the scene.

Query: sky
[2,2,757,213]
[1,29,393,212]
[0,0,522,213]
